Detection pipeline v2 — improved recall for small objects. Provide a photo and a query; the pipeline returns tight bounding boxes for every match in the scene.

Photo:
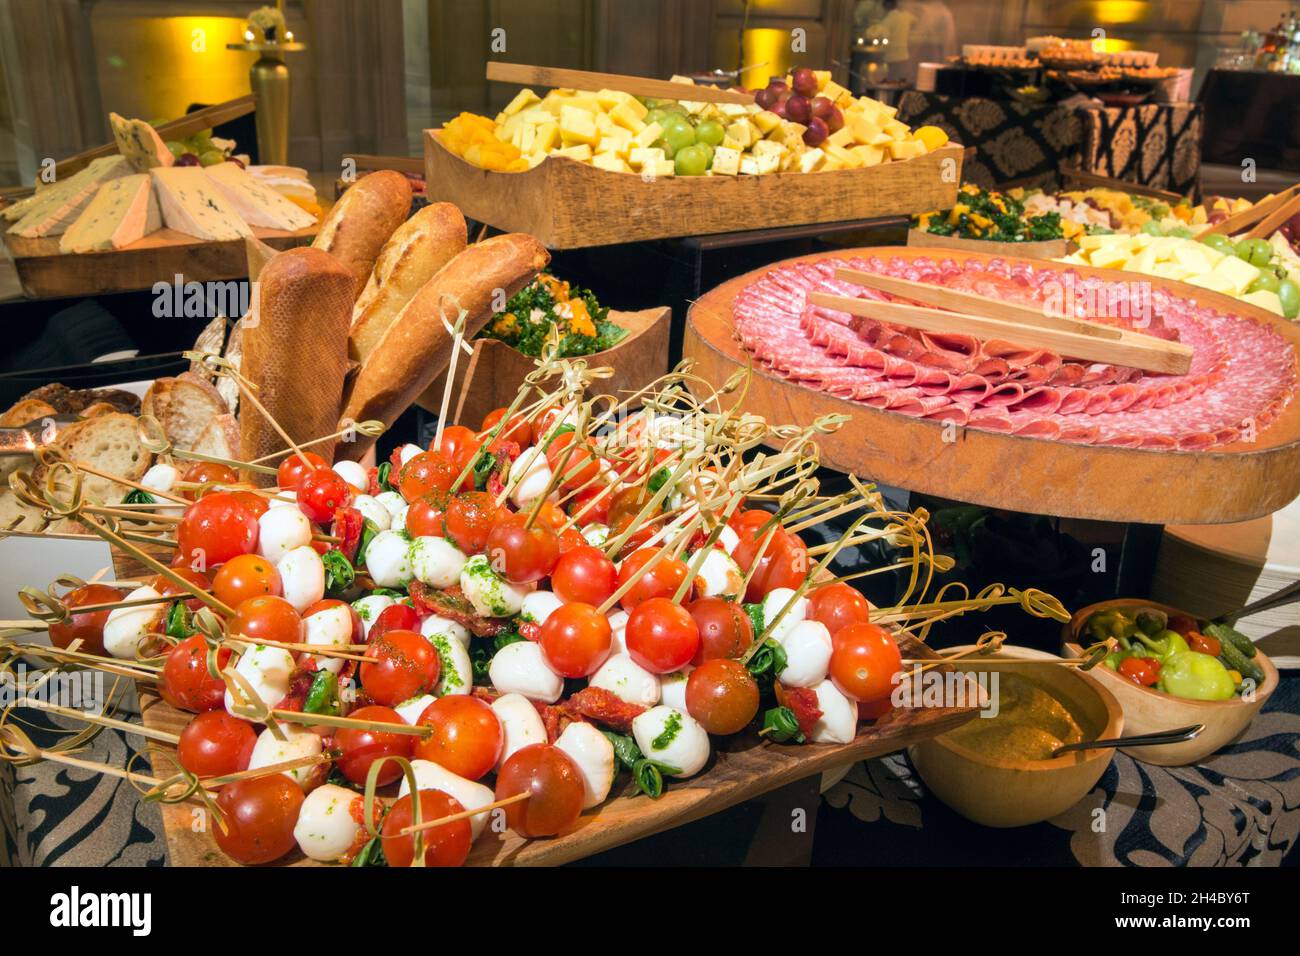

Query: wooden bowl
[908,645,1122,828]
[1062,599,1278,766]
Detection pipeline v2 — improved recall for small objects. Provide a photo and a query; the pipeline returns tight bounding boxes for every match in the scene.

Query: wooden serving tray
[4,224,318,299]
[424,132,964,249]
[136,631,975,867]
[683,246,1300,525]
[907,228,1074,260]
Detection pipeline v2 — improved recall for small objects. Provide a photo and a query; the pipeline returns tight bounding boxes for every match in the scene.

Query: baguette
[336,234,550,460]
[349,202,467,364]
[311,170,412,300]
[240,247,356,482]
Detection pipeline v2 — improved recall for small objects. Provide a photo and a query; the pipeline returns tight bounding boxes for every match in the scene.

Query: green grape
[1167,225,1193,239]
[1140,220,1163,236]
[1200,233,1234,254]
[654,138,676,160]
[661,122,697,154]
[166,141,188,160]
[695,119,725,148]
[644,108,669,128]
[674,144,709,176]
[1247,271,1281,294]
[198,150,226,167]
[1278,278,1300,319]
[1235,238,1273,267]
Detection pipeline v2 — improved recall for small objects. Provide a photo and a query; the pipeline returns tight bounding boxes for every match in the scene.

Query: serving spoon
[1050,724,1204,758]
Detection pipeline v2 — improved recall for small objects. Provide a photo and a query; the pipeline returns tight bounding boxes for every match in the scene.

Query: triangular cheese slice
[7,156,134,238]
[150,166,253,241]
[110,113,175,172]
[59,174,161,253]
[204,162,316,230]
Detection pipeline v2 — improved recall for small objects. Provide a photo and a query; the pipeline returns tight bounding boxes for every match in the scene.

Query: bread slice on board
[337,233,550,460]
[312,170,413,300]
[192,413,240,461]
[349,202,467,364]
[52,411,152,505]
[161,372,229,451]
[240,246,355,481]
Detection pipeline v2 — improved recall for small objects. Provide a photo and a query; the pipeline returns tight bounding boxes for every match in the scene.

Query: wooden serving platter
[4,224,318,299]
[424,131,964,250]
[683,246,1300,525]
[907,228,1074,260]
[135,631,975,867]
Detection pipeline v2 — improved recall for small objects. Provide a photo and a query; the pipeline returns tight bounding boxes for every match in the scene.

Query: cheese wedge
[203,162,316,231]
[150,166,253,241]
[7,156,134,238]
[58,174,161,253]
[110,113,175,172]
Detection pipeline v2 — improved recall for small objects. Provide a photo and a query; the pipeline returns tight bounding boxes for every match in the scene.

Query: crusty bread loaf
[240,247,355,482]
[349,203,467,364]
[337,234,550,460]
[311,170,412,300]
[163,373,228,450]
[0,399,57,427]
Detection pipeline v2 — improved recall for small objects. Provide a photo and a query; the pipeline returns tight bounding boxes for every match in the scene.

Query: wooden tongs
[486,62,754,105]
[1197,184,1300,240]
[808,268,1193,376]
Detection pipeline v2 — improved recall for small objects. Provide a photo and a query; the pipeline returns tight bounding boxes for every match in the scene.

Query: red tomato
[551,545,617,606]
[367,603,421,645]
[414,696,503,781]
[567,486,610,527]
[48,583,124,656]
[161,634,230,712]
[1187,632,1222,658]
[399,452,458,503]
[481,407,533,447]
[435,425,483,478]
[688,596,754,664]
[485,512,560,584]
[532,501,568,531]
[445,492,502,555]
[335,705,413,786]
[544,431,600,491]
[405,495,448,538]
[177,710,256,778]
[226,490,270,519]
[381,790,472,867]
[616,548,689,610]
[181,461,239,498]
[297,467,354,524]
[212,774,304,865]
[829,622,902,704]
[213,553,282,607]
[231,595,303,646]
[1118,656,1161,687]
[495,744,585,837]
[152,567,214,612]
[557,527,586,554]
[607,485,661,529]
[177,492,259,569]
[686,659,760,735]
[733,524,808,602]
[625,597,700,674]
[538,602,612,678]
[361,629,441,705]
[807,582,872,637]
[277,452,328,492]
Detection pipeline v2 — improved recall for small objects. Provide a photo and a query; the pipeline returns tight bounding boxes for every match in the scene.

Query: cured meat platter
[684,247,1300,524]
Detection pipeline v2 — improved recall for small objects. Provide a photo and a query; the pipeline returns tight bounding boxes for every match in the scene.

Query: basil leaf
[743,602,765,638]
[369,587,405,598]
[164,601,194,639]
[540,422,574,452]
[322,550,356,597]
[350,833,387,867]
[493,631,526,652]
[376,461,396,494]
[632,759,679,799]
[647,467,672,494]
[762,706,804,744]
[353,518,382,568]
[746,638,786,679]
[124,488,155,505]
[601,730,644,771]
[472,450,498,491]
[303,670,340,716]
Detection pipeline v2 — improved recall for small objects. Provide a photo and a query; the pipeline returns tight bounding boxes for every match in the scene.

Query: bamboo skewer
[399,791,530,836]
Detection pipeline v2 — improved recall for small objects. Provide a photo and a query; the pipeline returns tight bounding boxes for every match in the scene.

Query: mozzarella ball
[395,693,435,725]
[491,693,548,769]
[277,545,325,612]
[390,505,409,533]
[420,614,470,648]
[303,602,355,675]
[607,610,629,655]
[520,590,563,626]
[716,524,740,555]
[808,678,858,744]
[632,705,710,778]
[762,587,808,644]
[658,666,692,711]
[294,784,364,862]
[424,627,472,696]
[248,725,323,789]
[556,722,616,809]
[581,523,610,548]
[332,459,369,491]
[102,586,164,659]
[398,759,494,839]
[266,492,297,509]
[224,643,296,717]
[351,594,395,639]
[488,640,563,703]
[695,548,744,599]
[397,443,422,465]
[589,653,660,707]
[351,494,391,532]
[140,463,178,493]
[257,506,312,563]
[374,491,407,520]
[460,554,529,618]
[364,529,414,588]
[508,445,553,509]
[410,535,467,589]
[776,620,832,689]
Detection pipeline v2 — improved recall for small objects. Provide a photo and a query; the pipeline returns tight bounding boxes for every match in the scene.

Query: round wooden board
[684,246,1300,525]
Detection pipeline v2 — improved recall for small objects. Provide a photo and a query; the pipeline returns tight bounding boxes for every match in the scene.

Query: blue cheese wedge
[109,113,175,172]
[150,166,253,241]
[204,162,316,230]
[7,156,133,238]
[58,174,161,253]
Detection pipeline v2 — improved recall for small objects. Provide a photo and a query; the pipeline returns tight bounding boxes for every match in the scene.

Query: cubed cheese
[1209,254,1262,295]
[560,106,599,146]
[591,152,628,173]
[752,110,783,134]
[711,146,742,176]
[634,122,664,149]
[553,144,593,162]
[501,88,541,117]
[725,120,754,149]
[798,148,827,173]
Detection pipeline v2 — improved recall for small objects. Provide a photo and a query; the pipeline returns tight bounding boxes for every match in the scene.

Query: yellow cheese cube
[560,106,599,146]
[628,147,665,169]
[752,110,783,134]
[1088,245,1133,270]
[721,135,745,152]
[718,103,750,118]
[780,124,808,150]
[751,139,784,158]
[827,127,855,150]
[609,102,646,133]
[886,139,925,160]
[798,148,827,173]
[1241,289,1284,314]
[851,144,886,166]
[813,70,833,91]
[634,122,664,149]
[553,143,593,162]
[592,152,629,173]
[725,120,754,149]
[652,158,676,177]
[826,144,862,168]
[595,111,619,136]
[502,88,541,117]
[821,80,853,106]
[532,122,560,154]
[752,152,780,175]
[1209,254,1262,295]
[848,113,880,144]
[595,88,631,112]
[711,146,742,176]
[597,133,633,157]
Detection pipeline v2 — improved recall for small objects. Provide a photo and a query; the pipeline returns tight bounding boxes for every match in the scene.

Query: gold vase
[249,53,290,165]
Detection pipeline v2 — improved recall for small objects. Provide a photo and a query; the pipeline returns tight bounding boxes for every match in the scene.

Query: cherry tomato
[688,596,754,664]
[381,790,472,867]
[807,582,872,637]
[557,526,586,554]
[297,467,353,524]
[152,567,214,612]
[485,512,560,584]
[829,622,902,704]
[733,524,807,602]
[607,485,661,529]
[212,773,304,865]
[625,597,700,674]
[367,603,421,645]
[182,461,239,498]
[539,602,612,677]
[277,452,328,492]
[177,710,256,778]
[1167,614,1197,638]
[161,634,230,712]
[616,548,689,610]
[550,545,617,606]
[609,518,657,560]
[445,492,502,555]
[435,425,483,478]
[532,501,568,531]
[405,494,448,538]
[730,509,773,535]
[567,486,610,527]
[361,629,441,706]
[1187,632,1222,658]
[48,583,124,656]
[335,705,413,786]
[495,743,584,837]
[414,696,503,781]
[177,492,260,569]
[686,659,760,735]
[544,431,600,491]
[399,451,458,503]
[1118,655,1161,687]
[481,407,533,447]
[231,595,303,646]
[226,490,270,519]
[213,553,282,607]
